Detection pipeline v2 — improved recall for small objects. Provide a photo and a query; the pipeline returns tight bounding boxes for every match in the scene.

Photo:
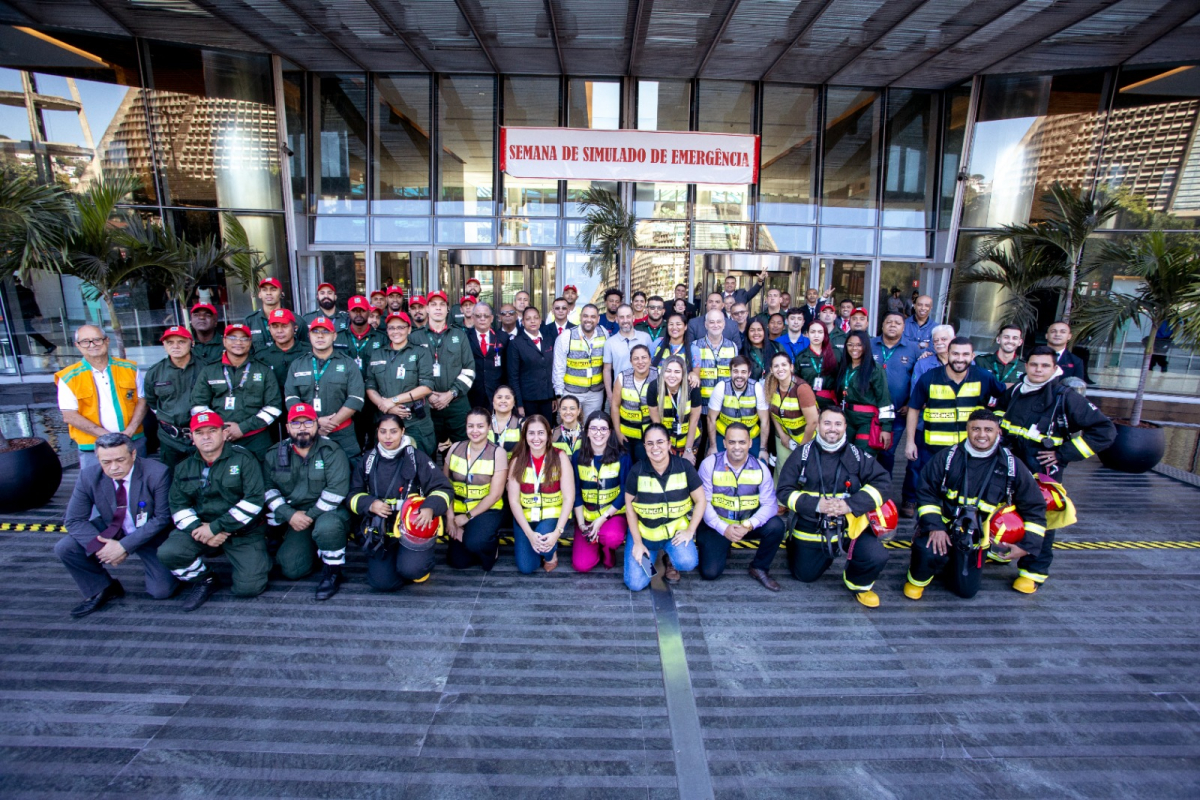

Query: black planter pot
[0,438,63,513]
[1098,421,1165,474]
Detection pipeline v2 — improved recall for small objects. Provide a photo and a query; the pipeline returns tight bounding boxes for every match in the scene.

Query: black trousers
[366,539,435,592]
[786,532,890,592]
[522,398,555,422]
[446,509,504,572]
[696,517,786,579]
[1016,527,1057,583]
[908,533,983,598]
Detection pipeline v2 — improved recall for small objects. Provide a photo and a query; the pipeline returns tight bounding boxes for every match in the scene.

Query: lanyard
[347,332,372,358]
[995,358,1019,383]
[223,361,250,394]
[465,441,489,483]
[426,327,446,363]
[559,426,580,449]
[880,345,897,366]
[311,356,331,396]
[841,368,857,390]
[492,414,513,437]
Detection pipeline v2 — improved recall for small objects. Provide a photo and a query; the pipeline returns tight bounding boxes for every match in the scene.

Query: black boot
[314,564,343,601]
[181,574,219,612]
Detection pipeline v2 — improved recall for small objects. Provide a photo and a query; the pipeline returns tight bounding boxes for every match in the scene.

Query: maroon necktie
[87,479,126,554]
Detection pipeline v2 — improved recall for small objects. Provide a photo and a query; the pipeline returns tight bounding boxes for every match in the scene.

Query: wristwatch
[449,388,459,399]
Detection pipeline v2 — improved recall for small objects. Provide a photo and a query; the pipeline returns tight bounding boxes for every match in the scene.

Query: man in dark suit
[468,301,507,411]
[1046,320,1089,383]
[800,287,824,328]
[507,305,557,420]
[540,296,577,345]
[56,432,177,617]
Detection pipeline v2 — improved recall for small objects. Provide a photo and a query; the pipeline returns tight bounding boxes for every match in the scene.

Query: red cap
[819,304,836,313]
[160,326,193,342]
[258,277,281,289]
[851,307,868,318]
[425,290,449,305]
[308,316,336,332]
[224,323,252,338]
[287,403,318,422]
[316,282,336,293]
[465,277,481,287]
[564,284,578,292]
[459,295,477,306]
[407,294,427,307]
[369,289,386,298]
[189,411,224,432]
[385,311,412,327]
[268,308,295,325]
[386,285,405,296]
[190,303,217,316]
[347,295,371,311]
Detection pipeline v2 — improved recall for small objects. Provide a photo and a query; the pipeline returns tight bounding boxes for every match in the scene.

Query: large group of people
[54,274,1116,618]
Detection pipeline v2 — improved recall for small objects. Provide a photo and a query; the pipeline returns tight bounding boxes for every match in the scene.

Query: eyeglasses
[289,420,316,429]
[225,335,251,343]
[500,310,516,316]
[76,337,107,347]
[587,425,610,433]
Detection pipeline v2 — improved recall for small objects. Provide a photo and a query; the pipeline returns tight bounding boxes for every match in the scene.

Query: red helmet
[986,505,1025,545]
[867,499,898,536]
[395,495,442,549]
[1036,474,1068,513]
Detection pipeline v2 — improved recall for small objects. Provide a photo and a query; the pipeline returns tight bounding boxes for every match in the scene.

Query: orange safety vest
[55,358,144,449]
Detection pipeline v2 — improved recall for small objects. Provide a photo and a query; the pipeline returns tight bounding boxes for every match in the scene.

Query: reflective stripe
[860,483,883,509]
[1025,522,1046,537]
[618,367,657,440]
[267,496,287,512]
[923,376,986,447]
[1070,435,1095,459]
[236,500,262,515]
[770,384,809,444]
[630,466,693,541]
[577,459,623,522]
[695,341,737,400]
[315,499,337,512]
[318,548,346,565]
[172,557,207,580]
[349,492,371,514]
[906,569,933,588]
[563,330,606,390]
[518,463,562,523]
[172,508,198,526]
[843,572,874,592]
[448,442,504,514]
[916,504,941,518]
[1018,567,1048,583]
[715,378,760,438]
[320,490,345,505]
[227,507,252,524]
[709,455,763,525]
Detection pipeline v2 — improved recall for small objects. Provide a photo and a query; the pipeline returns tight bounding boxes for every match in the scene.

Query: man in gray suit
[56,432,177,617]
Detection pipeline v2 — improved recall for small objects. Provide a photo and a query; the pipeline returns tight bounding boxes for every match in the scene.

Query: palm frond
[574,187,635,277]
[0,174,73,281]
[221,213,269,295]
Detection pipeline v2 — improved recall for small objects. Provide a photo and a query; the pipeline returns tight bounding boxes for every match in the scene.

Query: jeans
[623,530,699,592]
[514,518,560,574]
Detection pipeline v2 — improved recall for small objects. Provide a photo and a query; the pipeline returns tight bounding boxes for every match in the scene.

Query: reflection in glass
[282,70,307,215]
[437,217,495,245]
[694,222,751,251]
[568,80,620,129]
[630,251,688,301]
[759,84,817,225]
[818,226,876,256]
[317,74,368,214]
[880,229,929,258]
[501,218,558,246]
[376,251,428,296]
[438,76,495,216]
[319,252,366,299]
[822,88,881,227]
[939,83,971,229]
[635,220,689,249]
[878,261,927,324]
[824,258,869,306]
[697,81,753,223]
[373,74,431,214]
[637,80,690,132]
[314,216,367,243]
[561,251,605,307]
[883,90,937,228]
[756,225,814,254]
[502,77,560,218]
[696,185,749,221]
[963,72,1105,228]
[372,217,430,244]
[566,180,618,216]
[634,182,688,218]
[503,178,559,216]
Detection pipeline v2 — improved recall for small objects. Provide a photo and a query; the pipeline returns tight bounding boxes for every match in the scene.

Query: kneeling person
[904,409,1047,600]
[349,414,453,591]
[777,407,891,608]
[696,422,786,591]
[158,412,270,611]
[264,403,352,600]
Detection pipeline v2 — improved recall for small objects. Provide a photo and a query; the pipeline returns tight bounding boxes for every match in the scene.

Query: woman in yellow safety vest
[551,394,583,457]
[507,415,575,574]
[488,385,523,454]
[647,355,703,463]
[444,407,509,572]
[612,344,657,463]
[571,411,631,573]
[765,351,819,483]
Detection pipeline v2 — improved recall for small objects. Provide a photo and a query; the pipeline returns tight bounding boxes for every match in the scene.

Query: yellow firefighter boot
[902,581,924,600]
[854,590,880,608]
[1013,576,1038,594]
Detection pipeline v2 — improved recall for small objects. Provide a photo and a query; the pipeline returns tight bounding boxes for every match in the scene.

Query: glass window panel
[146,43,281,210]
[436,217,495,244]
[376,251,429,296]
[561,251,606,307]
[500,218,558,246]
[282,71,307,215]
[634,182,688,218]
[319,251,366,300]
[878,261,930,324]
[694,222,751,251]
[963,72,1105,228]
[939,82,971,229]
[503,177,559,216]
[635,220,689,249]
[316,73,368,214]
[756,225,814,254]
[822,88,881,227]
[314,215,367,243]
[883,89,937,228]
[818,226,876,256]
[698,81,754,134]
[696,184,749,221]
[630,251,689,300]
[372,217,431,244]
[566,180,618,216]
[564,219,585,243]
[880,229,930,258]
[1097,66,1200,231]
[225,213,289,319]
[438,76,495,216]
[637,80,690,132]
[568,80,620,129]
[823,258,870,306]
[502,77,559,218]
[759,84,817,225]
[373,74,431,215]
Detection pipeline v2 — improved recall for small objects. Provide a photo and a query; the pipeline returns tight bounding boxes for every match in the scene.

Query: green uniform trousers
[274,508,350,580]
[431,395,469,447]
[158,529,270,597]
[157,438,194,479]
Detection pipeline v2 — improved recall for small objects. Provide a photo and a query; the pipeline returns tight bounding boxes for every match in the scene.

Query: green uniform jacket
[838,365,895,433]
[829,328,847,356]
[169,444,266,536]
[190,336,225,365]
[282,351,365,415]
[143,355,203,452]
[974,352,1024,386]
[262,436,351,525]
[410,324,475,395]
[246,307,308,351]
[303,309,351,333]
[336,327,387,375]
[257,340,312,394]
[191,355,283,435]
[364,342,436,441]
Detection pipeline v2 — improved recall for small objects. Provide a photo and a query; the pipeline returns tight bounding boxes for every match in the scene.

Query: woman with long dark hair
[612,344,657,463]
[764,351,819,482]
[651,312,693,371]
[551,394,584,457]
[647,355,703,464]
[507,415,575,573]
[741,317,777,381]
[444,407,508,572]
[488,385,523,454]
[796,319,838,409]
[836,331,894,454]
[571,411,631,573]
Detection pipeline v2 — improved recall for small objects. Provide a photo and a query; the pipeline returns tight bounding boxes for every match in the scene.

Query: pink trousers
[572,516,627,572]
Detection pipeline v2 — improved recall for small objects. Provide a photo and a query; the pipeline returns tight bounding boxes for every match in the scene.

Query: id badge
[135,511,148,527]
[224,396,236,411]
[396,365,406,380]
[432,363,441,378]
[313,398,322,413]
[494,354,501,368]
[355,357,362,369]
[812,377,823,391]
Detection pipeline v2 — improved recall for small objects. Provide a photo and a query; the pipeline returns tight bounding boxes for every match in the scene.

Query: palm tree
[574,186,636,280]
[952,237,1065,335]
[1072,230,1200,426]
[985,183,1121,323]
[0,173,72,282]
[158,213,266,316]
[61,174,187,357]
